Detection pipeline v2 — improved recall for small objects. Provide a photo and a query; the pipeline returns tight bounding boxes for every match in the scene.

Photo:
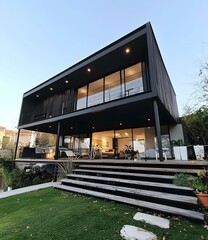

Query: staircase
[54,160,206,222]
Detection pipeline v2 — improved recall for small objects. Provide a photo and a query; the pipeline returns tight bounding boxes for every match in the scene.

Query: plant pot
[173,146,188,160]
[196,193,208,207]
[193,145,205,160]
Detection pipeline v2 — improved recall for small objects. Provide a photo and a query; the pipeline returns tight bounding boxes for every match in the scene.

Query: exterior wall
[147,25,179,122]
[169,124,185,142]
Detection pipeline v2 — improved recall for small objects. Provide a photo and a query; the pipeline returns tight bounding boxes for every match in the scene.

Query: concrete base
[133,212,170,229]
[120,225,157,240]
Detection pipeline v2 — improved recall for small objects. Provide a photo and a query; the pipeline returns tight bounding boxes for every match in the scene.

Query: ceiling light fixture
[65,80,68,83]
[120,123,123,126]
[125,48,130,54]
[36,94,39,98]
[148,118,151,121]
[87,68,91,72]
[50,87,53,91]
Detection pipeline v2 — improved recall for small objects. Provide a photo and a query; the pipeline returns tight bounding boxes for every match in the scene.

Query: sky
[0,0,208,130]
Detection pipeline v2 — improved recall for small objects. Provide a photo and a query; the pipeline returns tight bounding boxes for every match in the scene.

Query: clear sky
[0,0,208,130]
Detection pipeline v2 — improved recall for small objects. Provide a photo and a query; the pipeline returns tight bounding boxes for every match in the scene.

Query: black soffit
[25,34,147,100]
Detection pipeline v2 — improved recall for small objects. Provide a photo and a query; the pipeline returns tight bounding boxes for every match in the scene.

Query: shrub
[173,173,198,188]
[0,150,12,161]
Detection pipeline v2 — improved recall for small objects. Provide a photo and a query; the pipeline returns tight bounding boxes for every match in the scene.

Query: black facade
[17,22,179,161]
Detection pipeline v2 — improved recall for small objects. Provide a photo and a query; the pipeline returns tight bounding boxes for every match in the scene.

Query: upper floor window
[77,86,87,110]
[105,71,122,102]
[88,79,104,107]
[125,63,143,96]
[76,62,144,111]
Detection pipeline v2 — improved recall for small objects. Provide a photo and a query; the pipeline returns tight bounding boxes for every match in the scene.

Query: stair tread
[73,169,175,180]
[67,173,193,191]
[78,165,198,173]
[61,178,197,204]
[55,184,204,221]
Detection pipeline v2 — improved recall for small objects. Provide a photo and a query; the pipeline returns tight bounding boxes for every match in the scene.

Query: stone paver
[0,182,60,199]
[120,225,157,240]
[133,212,170,229]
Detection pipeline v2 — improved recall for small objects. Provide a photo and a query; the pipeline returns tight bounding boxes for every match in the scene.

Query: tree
[36,133,56,147]
[182,59,208,145]
[190,60,208,110]
[181,107,208,145]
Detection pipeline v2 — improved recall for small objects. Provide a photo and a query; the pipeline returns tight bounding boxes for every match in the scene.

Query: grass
[0,188,207,240]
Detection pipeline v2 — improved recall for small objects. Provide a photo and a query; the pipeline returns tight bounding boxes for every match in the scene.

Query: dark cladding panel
[148,27,179,122]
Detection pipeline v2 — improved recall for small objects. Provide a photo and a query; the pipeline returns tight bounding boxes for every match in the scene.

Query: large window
[76,62,144,110]
[105,71,122,102]
[77,86,87,110]
[125,63,143,96]
[88,79,103,107]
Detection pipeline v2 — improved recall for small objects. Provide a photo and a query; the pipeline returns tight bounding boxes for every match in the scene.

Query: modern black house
[16,22,181,161]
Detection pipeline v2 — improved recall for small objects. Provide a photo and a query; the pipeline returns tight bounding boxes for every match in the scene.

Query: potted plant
[192,169,208,207]
[124,145,138,160]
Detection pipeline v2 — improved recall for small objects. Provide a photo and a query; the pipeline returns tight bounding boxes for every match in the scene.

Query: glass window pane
[115,129,132,157]
[133,128,145,154]
[88,79,103,107]
[77,86,87,110]
[105,71,121,102]
[125,63,143,96]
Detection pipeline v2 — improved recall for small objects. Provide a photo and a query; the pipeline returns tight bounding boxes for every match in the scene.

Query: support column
[153,100,163,161]
[54,121,61,182]
[14,129,20,160]
[54,121,61,160]
[13,129,21,169]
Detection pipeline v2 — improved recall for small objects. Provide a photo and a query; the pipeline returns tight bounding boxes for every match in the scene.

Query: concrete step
[66,173,194,196]
[73,169,174,183]
[61,178,198,209]
[78,164,199,175]
[54,184,204,222]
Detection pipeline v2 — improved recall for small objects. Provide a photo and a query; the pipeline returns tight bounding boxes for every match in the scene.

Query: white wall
[169,124,184,142]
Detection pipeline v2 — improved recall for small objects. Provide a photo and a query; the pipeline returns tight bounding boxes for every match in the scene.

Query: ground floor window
[62,125,171,159]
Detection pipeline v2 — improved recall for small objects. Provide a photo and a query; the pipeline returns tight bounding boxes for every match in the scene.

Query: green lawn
[0,188,207,240]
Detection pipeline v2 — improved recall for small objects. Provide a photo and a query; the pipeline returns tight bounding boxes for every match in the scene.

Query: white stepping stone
[120,225,157,240]
[133,212,170,229]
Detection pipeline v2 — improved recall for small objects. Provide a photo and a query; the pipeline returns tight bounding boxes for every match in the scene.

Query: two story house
[16,22,182,161]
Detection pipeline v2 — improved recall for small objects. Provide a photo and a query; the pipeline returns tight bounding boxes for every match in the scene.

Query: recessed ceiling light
[49,125,52,128]
[125,48,130,54]
[87,68,91,72]
[148,118,150,121]
[70,127,73,130]
[65,80,68,83]
[92,126,95,129]
[50,87,53,91]
[120,123,123,126]
[36,94,39,98]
